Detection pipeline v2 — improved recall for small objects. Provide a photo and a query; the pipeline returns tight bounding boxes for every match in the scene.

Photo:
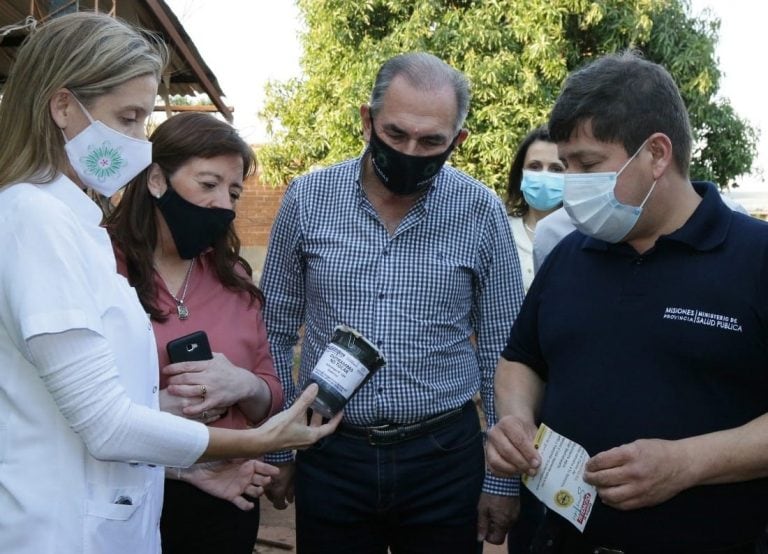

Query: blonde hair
[0,12,168,187]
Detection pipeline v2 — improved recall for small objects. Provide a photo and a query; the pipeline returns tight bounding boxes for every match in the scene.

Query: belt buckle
[365,423,393,445]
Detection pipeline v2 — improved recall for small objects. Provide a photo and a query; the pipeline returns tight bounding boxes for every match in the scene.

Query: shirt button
[152,386,158,393]
[383,250,389,256]
[378,293,385,299]
[377,387,384,394]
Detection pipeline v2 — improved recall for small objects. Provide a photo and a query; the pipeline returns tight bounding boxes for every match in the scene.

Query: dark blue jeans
[295,403,485,554]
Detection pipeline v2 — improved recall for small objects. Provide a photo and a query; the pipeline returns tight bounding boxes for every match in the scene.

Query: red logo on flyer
[577,493,592,524]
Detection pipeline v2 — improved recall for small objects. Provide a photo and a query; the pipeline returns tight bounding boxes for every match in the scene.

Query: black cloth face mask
[153,185,235,259]
[368,117,458,196]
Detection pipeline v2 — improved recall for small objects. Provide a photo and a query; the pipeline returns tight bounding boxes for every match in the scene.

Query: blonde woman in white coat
[0,13,338,554]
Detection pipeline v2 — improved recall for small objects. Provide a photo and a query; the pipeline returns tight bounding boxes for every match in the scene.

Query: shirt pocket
[83,482,151,554]
[409,250,474,322]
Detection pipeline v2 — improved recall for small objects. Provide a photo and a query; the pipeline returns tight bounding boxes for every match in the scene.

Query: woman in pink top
[106,112,282,554]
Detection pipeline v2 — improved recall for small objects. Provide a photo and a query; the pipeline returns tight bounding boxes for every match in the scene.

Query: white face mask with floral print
[63,97,152,197]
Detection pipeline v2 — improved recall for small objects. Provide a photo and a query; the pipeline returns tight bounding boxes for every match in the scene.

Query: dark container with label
[308,325,386,418]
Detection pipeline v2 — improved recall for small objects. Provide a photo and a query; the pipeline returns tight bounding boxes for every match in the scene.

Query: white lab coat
[0,176,176,553]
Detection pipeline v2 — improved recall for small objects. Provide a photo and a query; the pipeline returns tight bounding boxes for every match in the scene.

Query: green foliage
[258,0,758,192]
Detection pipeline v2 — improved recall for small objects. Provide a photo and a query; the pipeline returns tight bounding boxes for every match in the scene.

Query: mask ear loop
[69,92,96,124]
[616,138,656,208]
[638,179,658,209]
[59,92,95,144]
[616,138,650,177]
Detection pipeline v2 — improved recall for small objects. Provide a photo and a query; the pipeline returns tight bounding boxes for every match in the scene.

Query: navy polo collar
[581,181,731,254]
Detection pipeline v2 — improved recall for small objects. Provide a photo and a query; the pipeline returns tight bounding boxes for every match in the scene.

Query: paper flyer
[522,423,596,532]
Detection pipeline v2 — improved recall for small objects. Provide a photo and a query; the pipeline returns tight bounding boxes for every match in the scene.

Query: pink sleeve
[250,302,284,422]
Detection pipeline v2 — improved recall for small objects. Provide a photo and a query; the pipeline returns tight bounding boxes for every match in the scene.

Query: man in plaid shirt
[261,51,524,553]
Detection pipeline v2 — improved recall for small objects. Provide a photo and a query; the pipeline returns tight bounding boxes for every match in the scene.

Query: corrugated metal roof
[0,0,232,121]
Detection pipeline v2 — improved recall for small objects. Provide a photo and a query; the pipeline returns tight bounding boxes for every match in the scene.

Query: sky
[165,0,767,189]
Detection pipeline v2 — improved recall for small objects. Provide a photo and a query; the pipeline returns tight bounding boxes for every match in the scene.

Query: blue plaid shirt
[261,154,524,495]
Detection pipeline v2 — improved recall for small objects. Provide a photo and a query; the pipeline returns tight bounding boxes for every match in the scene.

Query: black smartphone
[166,330,213,363]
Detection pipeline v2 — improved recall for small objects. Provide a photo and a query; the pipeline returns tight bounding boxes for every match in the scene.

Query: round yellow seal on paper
[554,489,574,508]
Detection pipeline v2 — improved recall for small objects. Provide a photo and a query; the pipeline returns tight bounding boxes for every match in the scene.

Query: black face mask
[153,185,235,259]
[368,117,458,196]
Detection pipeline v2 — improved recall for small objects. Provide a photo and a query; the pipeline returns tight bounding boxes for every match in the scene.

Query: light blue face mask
[520,170,565,211]
[562,140,656,243]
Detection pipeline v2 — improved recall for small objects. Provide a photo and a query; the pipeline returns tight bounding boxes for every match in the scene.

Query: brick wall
[235,167,288,280]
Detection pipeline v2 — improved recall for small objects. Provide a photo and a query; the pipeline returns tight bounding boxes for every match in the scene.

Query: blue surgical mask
[520,170,565,211]
[562,140,656,243]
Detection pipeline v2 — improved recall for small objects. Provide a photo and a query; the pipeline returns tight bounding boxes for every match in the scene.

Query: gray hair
[369,52,470,134]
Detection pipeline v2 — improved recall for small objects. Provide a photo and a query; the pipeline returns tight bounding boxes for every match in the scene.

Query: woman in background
[506,126,566,292]
[106,112,282,554]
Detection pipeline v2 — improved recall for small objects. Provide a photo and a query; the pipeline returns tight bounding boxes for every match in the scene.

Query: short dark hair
[506,125,553,216]
[548,50,692,175]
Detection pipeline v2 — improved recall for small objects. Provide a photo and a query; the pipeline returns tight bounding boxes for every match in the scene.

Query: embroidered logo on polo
[663,306,743,333]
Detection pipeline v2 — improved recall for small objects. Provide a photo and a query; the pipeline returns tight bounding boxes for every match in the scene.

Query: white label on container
[522,423,596,532]
[310,343,370,398]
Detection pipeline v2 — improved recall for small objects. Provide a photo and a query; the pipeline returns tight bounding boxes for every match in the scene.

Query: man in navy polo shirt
[488,50,768,553]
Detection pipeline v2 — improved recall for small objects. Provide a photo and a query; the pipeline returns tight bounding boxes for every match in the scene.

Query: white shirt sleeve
[27,328,208,467]
[533,207,577,272]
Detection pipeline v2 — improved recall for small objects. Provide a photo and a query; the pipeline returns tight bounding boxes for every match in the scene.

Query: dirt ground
[254,500,507,553]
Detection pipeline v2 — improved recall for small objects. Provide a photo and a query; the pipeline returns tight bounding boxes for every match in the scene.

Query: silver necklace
[159,260,195,320]
[523,220,536,234]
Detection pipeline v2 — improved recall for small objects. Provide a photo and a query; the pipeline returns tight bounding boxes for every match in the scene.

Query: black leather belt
[338,402,470,446]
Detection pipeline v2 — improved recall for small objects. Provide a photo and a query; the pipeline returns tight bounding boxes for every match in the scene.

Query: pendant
[177,303,189,320]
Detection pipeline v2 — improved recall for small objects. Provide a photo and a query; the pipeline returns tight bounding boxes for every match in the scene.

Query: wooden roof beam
[142,0,233,123]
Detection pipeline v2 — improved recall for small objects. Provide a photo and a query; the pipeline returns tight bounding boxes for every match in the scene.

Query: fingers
[231,495,256,511]
[584,464,628,488]
[476,509,489,543]
[184,406,226,423]
[244,483,266,498]
[585,444,632,472]
[182,400,228,418]
[486,417,541,477]
[595,484,642,510]
[252,460,280,477]
[484,525,507,545]
[486,441,534,478]
[308,409,325,426]
[316,410,343,434]
[162,360,206,377]
[252,474,273,487]
[292,383,319,412]
[168,383,211,399]
[271,496,288,510]
[264,487,290,510]
[486,424,540,477]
